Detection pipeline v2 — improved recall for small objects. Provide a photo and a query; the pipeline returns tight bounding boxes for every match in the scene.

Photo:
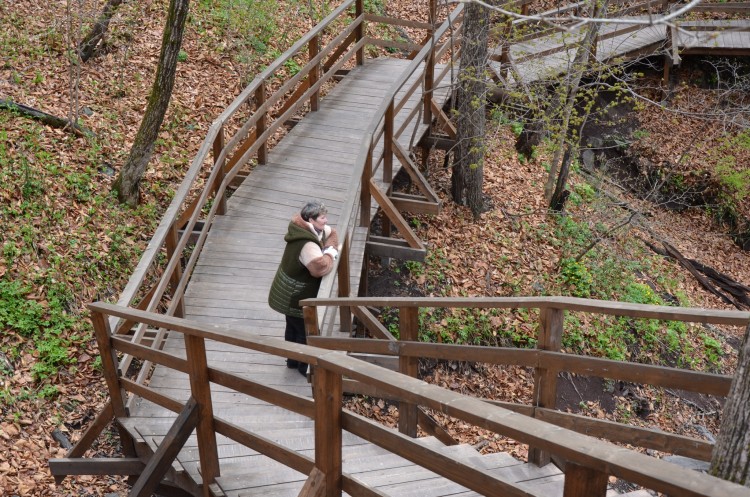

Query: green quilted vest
[268,221,323,318]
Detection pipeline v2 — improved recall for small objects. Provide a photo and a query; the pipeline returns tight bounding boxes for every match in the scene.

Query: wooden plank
[48,458,145,477]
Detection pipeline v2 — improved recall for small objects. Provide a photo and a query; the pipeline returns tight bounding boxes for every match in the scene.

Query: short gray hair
[300,200,327,222]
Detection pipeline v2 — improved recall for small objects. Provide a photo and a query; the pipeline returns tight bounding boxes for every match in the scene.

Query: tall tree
[113,0,189,206]
[545,0,609,209]
[711,322,750,486]
[452,0,492,219]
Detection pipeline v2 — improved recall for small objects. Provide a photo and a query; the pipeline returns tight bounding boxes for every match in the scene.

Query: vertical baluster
[398,306,419,437]
[90,310,136,456]
[355,0,365,65]
[338,236,352,334]
[423,0,436,125]
[313,366,343,496]
[529,307,563,466]
[563,463,608,497]
[184,333,220,494]
[360,144,372,227]
[384,100,394,182]
[256,81,267,165]
[309,34,320,112]
[212,125,227,215]
[165,224,185,318]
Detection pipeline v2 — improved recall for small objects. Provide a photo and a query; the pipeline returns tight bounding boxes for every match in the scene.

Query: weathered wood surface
[495,18,750,84]
[120,57,455,496]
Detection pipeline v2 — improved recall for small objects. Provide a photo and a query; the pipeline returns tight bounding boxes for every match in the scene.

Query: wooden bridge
[490,0,750,85]
[48,2,750,497]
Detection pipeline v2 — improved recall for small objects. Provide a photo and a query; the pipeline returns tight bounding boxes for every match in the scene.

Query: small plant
[559,258,592,297]
[631,129,649,140]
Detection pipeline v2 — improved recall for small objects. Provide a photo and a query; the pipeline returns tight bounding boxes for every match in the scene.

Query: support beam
[129,397,200,497]
[49,457,144,477]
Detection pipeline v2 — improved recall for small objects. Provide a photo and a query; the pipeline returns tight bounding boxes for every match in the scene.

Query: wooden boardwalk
[493,18,750,84]
[120,57,518,496]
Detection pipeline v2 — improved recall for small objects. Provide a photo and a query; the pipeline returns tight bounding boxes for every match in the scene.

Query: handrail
[315,4,465,319]
[502,0,746,66]
[305,295,749,466]
[84,301,750,497]
[306,295,750,325]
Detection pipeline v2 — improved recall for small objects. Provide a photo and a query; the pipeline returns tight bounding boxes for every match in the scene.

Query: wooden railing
[496,0,748,69]
[304,296,750,467]
[108,0,464,374]
[60,298,750,497]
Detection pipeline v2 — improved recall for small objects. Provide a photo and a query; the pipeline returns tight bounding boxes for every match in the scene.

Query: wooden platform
[493,18,750,84]
[120,57,466,496]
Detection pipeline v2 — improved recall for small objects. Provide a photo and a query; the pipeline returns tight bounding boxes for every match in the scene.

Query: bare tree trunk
[711,323,750,486]
[113,0,189,206]
[78,0,124,62]
[544,0,609,205]
[452,0,490,219]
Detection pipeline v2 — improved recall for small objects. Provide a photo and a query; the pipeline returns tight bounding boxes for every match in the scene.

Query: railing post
[355,0,365,65]
[184,333,220,495]
[90,310,137,457]
[313,366,343,497]
[384,100,394,182]
[304,305,320,378]
[256,81,267,165]
[500,15,512,79]
[423,0,436,125]
[529,307,563,466]
[309,34,320,111]
[398,306,419,437]
[563,463,608,497]
[338,235,352,334]
[360,145,372,227]
[212,124,227,215]
[165,224,185,318]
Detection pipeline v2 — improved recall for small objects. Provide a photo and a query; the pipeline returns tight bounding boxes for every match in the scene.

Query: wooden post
[563,463,608,497]
[355,0,365,65]
[529,307,563,466]
[423,0,436,125]
[90,310,136,456]
[256,81,267,165]
[184,334,220,495]
[309,34,320,112]
[313,367,343,497]
[165,225,185,318]
[384,100,394,182]
[521,1,530,16]
[338,235,352,334]
[501,14,513,79]
[398,306,419,437]
[304,305,319,379]
[360,145,372,227]
[212,125,227,215]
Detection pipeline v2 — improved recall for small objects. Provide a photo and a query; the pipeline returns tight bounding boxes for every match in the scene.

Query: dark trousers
[285,315,308,375]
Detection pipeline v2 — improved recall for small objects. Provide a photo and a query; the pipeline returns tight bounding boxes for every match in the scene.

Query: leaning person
[268,200,339,376]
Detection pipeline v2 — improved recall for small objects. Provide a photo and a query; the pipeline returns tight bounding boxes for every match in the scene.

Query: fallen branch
[0,99,94,138]
[645,240,749,310]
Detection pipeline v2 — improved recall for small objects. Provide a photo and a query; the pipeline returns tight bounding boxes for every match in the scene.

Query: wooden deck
[120,56,496,496]
[493,18,750,84]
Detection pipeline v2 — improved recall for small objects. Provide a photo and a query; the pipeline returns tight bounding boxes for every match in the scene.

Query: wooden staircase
[204,434,657,497]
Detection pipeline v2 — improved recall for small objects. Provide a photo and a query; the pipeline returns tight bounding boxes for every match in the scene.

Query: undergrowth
[0,114,159,403]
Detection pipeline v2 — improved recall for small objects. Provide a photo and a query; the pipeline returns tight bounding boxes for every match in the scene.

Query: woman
[268,201,339,376]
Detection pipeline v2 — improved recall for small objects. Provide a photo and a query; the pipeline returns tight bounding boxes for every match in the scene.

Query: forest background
[0,0,749,495]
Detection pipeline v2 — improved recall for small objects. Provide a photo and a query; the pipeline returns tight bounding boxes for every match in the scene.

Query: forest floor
[0,0,749,496]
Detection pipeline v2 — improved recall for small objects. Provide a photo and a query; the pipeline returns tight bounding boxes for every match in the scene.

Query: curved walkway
[121,57,460,496]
